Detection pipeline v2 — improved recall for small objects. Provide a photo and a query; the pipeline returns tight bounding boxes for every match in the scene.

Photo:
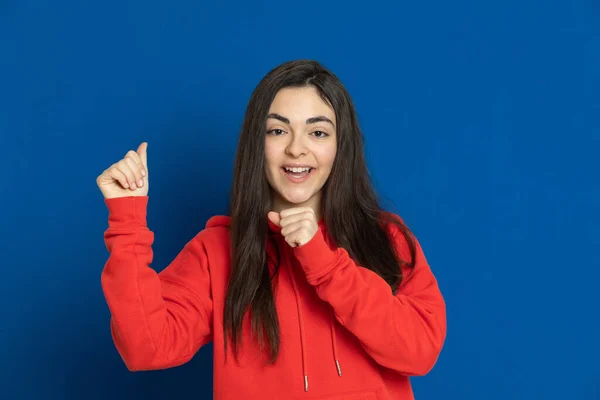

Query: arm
[293,222,446,376]
[100,196,213,371]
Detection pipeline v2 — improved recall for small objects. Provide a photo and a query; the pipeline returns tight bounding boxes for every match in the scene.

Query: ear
[267,211,281,227]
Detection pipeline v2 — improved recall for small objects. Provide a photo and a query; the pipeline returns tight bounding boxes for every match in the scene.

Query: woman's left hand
[268,207,319,247]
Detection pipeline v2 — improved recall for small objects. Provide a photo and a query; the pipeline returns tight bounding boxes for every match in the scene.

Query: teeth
[284,167,312,173]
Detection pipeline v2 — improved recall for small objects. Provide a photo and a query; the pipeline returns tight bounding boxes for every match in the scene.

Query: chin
[283,193,313,205]
[277,188,317,207]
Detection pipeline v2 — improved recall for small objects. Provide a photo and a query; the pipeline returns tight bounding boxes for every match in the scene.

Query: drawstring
[286,258,342,392]
[330,310,342,377]
[287,266,309,391]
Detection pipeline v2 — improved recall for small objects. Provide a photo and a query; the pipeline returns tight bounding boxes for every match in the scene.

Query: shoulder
[378,211,419,263]
[197,215,231,240]
[180,215,231,258]
[379,211,411,239]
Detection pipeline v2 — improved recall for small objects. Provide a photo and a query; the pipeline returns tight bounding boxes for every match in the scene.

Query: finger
[279,211,315,228]
[125,149,146,177]
[108,165,130,189]
[280,207,314,219]
[284,228,306,247]
[267,211,281,227]
[124,156,144,187]
[137,142,148,169]
[280,220,311,237]
[116,159,138,189]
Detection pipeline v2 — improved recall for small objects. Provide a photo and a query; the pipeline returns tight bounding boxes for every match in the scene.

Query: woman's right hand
[96,142,149,199]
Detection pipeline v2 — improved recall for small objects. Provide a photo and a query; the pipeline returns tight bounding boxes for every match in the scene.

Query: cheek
[318,145,337,171]
[264,143,279,169]
[264,142,285,186]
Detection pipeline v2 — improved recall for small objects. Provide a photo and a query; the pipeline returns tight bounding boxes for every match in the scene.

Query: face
[264,86,337,218]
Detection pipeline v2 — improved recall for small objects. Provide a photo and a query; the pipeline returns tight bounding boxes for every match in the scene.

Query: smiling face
[264,86,337,219]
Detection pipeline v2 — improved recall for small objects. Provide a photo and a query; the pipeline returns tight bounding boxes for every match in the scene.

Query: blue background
[1,1,598,399]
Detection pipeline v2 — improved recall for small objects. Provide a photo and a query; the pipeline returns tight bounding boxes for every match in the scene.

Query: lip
[282,164,315,169]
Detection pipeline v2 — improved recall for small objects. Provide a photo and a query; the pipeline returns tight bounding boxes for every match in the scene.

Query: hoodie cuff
[293,229,340,285]
[105,196,149,228]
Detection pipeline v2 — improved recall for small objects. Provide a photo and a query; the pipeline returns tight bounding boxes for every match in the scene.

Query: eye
[312,131,329,138]
[267,129,286,136]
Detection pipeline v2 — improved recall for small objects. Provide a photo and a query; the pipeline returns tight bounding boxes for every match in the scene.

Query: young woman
[97,60,446,400]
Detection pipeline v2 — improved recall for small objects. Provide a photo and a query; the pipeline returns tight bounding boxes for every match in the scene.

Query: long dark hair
[224,60,416,363]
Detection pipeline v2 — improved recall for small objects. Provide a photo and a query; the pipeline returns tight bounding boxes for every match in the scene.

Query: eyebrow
[267,113,335,128]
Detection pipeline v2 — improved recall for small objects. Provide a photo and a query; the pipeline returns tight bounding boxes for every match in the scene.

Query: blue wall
[1,1,598,399]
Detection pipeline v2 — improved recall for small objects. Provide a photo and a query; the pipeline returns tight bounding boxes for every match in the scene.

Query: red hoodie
[101,196,446,400]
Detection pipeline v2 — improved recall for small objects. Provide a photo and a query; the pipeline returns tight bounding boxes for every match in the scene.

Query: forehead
[269,87,335,121]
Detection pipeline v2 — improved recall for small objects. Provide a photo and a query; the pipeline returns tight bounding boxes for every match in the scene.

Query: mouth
[281,165,315,182]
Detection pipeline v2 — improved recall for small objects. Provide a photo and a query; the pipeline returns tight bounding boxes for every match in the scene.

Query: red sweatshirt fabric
[101,196,446,400]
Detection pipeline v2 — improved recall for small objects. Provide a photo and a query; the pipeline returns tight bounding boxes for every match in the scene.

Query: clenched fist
[96,142,149,199]
[268,207,319,247]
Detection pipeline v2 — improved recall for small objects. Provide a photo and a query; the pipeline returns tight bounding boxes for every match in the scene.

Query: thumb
[137,142,148,168]
[267,211,281,227]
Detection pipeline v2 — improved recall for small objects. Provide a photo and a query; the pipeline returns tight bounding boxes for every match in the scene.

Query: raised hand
[96,142,149,199]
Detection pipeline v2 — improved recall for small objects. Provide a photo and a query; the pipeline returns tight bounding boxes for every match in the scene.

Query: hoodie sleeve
[100,196,213,371]
[292,218,446,376]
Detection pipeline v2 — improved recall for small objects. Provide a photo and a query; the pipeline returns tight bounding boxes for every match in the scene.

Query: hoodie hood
[205,215,232,229]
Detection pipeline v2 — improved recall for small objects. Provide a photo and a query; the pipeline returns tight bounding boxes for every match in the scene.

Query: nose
[285,132,308,158]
